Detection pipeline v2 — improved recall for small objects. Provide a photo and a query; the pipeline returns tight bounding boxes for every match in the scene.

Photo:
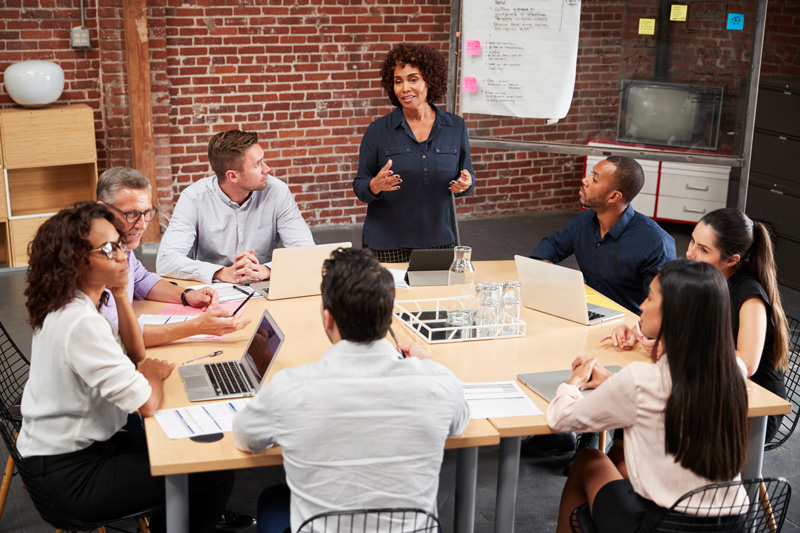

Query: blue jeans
[257,484,291,533]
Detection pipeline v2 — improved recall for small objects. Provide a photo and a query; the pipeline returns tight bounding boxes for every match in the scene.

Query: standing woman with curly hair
[17,202,233,532]
[353,43,475,262]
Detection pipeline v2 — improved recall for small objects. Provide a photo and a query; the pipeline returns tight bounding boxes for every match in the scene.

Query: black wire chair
[0,320,158,533]
[296,508,441,533]
[764,315,800,451]
[570,477,791,533]
[0,319,29,521]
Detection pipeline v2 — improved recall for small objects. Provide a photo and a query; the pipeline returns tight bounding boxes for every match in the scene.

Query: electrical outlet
[71,27,90,48]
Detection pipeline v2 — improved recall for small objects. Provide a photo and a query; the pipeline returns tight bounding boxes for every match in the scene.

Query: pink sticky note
[462,77,477,92]
[466,40,481,55]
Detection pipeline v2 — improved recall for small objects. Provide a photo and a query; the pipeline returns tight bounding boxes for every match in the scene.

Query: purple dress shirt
[99,250,163,328]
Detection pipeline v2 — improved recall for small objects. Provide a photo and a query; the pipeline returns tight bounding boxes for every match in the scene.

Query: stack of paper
[154,399,250,439]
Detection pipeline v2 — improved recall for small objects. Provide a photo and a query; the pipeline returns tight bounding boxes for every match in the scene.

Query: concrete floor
[1,212,798,532]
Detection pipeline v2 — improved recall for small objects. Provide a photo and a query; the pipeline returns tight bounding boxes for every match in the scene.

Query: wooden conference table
[142,261,791,533]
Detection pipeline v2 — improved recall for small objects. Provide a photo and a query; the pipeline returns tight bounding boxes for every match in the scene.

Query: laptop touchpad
[185,376,210,389]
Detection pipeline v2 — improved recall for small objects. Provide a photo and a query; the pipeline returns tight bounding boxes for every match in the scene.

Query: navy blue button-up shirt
[530,205,676,314]
[353,104,474,250]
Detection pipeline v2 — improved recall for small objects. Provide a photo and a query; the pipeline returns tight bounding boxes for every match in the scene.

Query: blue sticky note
[727,13,744,30]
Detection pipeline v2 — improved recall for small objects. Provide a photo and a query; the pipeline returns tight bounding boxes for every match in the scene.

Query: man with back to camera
[96,167,255,531]
[96,167,251,348]
[156,129,315,284]
[232,248,470,532]
[530,155,675,315]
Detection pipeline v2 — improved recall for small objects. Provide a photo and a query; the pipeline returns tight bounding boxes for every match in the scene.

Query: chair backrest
[0,320,29,420]
[0,321,71,528]
[569,478,791,533]
[765,315,800,451]
[296,508,440,533]
[650,477,791,532]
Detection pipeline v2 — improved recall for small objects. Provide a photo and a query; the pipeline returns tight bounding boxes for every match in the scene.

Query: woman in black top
[687,208,789,442]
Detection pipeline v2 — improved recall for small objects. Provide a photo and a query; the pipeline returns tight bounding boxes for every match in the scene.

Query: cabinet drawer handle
[685,183,710,191]
[683,206,707,214]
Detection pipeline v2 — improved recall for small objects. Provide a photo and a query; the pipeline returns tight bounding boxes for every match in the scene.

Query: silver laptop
[249,242,352,300]
[514,255,625,325]
[178,308,285,401]
[518,367,622,401]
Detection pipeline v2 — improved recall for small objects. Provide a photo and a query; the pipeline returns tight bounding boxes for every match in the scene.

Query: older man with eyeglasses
[96,167,251,348]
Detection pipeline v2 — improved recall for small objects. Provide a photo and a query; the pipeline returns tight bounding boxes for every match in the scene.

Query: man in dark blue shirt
[530,156,675,314]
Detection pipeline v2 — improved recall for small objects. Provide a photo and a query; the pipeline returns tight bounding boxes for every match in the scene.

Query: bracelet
[180,288,192,306]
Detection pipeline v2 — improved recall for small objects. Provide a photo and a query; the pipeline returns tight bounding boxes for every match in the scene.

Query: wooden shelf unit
[0,104,98,268]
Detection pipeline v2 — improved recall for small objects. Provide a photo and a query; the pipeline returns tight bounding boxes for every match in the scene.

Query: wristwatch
[180,288,192,306]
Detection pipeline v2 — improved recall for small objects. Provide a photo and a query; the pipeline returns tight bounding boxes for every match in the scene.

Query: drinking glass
[501,281,521,335]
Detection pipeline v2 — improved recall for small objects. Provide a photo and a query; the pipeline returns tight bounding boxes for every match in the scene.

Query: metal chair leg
[137,516,151,533]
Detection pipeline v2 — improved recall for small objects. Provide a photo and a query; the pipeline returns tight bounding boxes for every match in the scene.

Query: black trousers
[24,431,234,533]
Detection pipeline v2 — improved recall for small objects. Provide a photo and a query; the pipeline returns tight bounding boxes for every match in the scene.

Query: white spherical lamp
[3,60,65,108]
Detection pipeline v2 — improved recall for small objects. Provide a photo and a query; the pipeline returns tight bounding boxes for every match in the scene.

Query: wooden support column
[123,0,160,243]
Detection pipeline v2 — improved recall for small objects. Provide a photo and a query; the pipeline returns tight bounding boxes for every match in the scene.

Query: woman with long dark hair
[687,208,788,441]
[606,207,788,442]
[549,260,748,532]
[18,202,233,532]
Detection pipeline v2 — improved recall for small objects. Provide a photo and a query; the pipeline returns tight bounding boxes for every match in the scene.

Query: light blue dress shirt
[156,175,314,283]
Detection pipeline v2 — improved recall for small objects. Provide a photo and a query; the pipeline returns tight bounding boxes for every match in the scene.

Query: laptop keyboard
[205,361,249,396]
[587,310,603,322]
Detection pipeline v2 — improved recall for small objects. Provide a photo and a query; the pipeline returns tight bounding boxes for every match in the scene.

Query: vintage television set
[616,80,724,151]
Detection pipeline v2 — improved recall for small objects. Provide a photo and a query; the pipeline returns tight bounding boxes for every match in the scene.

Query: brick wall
[1,0,798,233]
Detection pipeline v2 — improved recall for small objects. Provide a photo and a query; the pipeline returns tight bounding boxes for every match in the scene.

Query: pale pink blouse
[547,356,747,510]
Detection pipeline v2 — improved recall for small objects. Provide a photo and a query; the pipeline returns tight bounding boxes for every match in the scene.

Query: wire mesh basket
[393,296,526,344]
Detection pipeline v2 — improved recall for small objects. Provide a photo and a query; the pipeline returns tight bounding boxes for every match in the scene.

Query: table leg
[455,447,478,533]
[742,415,766,480]
[165,473,189,533]
[494,436,521,533]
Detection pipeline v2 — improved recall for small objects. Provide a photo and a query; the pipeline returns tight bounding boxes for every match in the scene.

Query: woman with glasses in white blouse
[18,202,233,532]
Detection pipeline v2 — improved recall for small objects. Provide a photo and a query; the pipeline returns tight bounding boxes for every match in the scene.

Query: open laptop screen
[241,309,285,385]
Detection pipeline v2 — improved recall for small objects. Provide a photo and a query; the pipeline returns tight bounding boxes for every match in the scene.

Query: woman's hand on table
[369,160,402,195]
[397,342,432,360]
[567,356,597,389]
[449,169,472,194]
[584,361,613,390]
[601,324,639,350]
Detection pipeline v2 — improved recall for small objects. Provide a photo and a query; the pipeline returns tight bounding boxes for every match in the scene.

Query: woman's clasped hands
[566,355,613,391]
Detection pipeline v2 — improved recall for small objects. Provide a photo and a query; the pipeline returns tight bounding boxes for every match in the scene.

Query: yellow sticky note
[670,5,687,22]
[638,18,656,35]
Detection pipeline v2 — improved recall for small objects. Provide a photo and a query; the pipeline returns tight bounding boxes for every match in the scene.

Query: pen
[230,291,254,317]
[183,350,223,365]
[388,326,404,359]
[233,285,252,297]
